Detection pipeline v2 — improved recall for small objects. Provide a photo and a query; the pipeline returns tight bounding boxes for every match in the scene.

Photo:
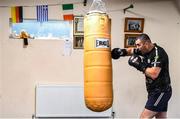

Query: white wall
[0,7,3,116]
[0,0,179,118]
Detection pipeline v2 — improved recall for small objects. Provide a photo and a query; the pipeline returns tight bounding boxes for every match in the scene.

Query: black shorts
[145,87,172,112]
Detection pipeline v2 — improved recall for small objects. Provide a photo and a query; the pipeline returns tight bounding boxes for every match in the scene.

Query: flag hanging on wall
[11,6,23,23]
[62,4,74,21]
[37,5,48,22]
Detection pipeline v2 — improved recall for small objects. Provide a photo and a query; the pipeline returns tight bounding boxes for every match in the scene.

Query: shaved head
[136,33,151,43]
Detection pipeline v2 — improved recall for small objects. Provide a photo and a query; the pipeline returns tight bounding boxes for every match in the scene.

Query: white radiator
[35,85,113,118]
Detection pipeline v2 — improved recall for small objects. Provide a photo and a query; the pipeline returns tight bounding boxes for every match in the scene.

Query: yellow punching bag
[84,12,113,112]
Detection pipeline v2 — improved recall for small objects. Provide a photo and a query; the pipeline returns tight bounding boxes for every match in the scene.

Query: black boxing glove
[128,55,148,73]
[111,48,127,59]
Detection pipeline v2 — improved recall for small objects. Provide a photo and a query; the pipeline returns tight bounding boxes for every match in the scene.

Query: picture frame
[124,34,141,48]
[73,16,84,35]
[124,17,144,33]
[73,35,84,49]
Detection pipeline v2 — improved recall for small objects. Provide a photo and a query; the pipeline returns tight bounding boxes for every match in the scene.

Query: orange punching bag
[84,12,113,112]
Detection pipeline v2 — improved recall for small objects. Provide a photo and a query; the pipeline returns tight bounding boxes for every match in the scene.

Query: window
[10,19,72,40]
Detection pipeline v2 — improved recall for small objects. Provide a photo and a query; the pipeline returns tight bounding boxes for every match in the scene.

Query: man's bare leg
[155,112,167,119]
[140,108,158,119]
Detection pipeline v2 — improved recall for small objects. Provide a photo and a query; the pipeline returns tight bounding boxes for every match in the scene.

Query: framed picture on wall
[124,17,144,33]
[73,16,84,35]
[73,35,84,49]
[124,34,141,48]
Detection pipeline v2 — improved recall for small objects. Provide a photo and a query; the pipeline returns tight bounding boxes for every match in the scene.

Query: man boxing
[111,33,172,119]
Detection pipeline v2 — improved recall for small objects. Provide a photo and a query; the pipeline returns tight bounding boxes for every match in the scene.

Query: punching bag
[84,12,113,112]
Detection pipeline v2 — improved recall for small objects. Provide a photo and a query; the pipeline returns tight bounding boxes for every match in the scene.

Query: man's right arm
[111,47,134,59]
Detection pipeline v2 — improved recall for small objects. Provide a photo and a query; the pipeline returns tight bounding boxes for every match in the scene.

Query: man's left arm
[128,54,162,80]
[144,48,166,80]
[144,67,161,80]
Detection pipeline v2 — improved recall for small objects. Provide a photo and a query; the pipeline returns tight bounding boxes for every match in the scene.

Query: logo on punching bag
[96,38,110,48]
